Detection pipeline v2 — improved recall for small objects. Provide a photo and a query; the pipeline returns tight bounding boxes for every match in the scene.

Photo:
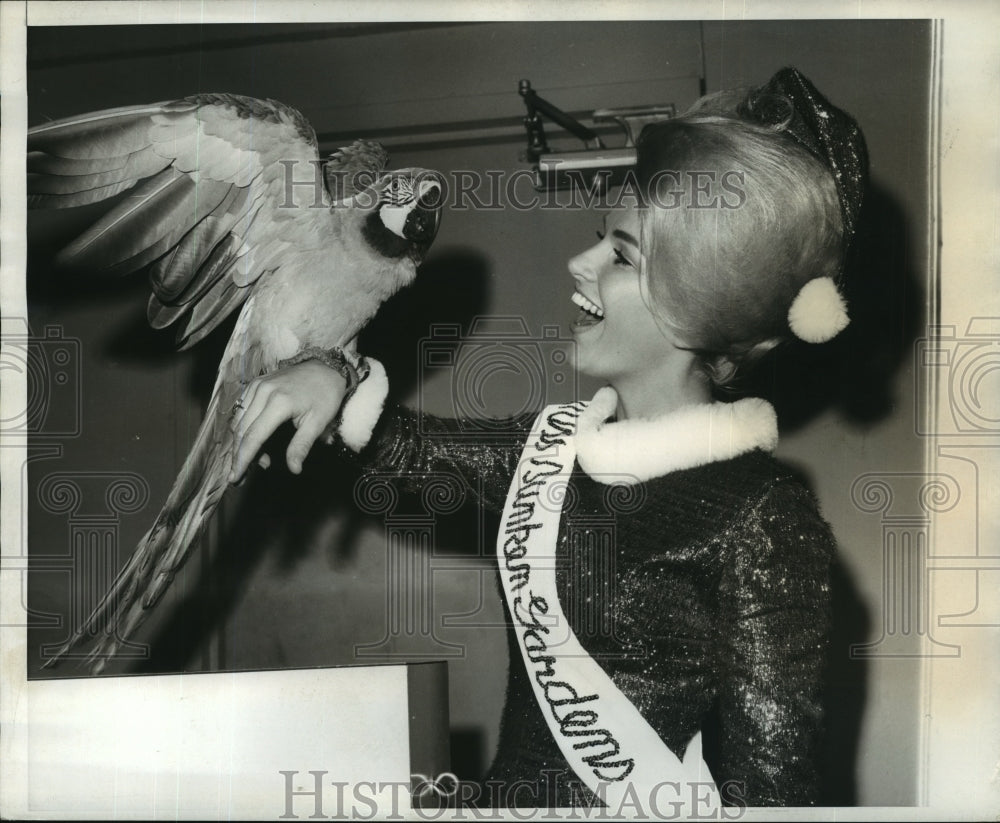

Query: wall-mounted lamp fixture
[519,80,675,194]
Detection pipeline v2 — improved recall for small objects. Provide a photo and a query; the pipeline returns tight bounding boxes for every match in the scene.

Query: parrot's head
[361,169,444,264]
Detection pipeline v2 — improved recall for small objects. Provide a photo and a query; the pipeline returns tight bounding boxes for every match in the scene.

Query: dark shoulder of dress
[487,449,834,808]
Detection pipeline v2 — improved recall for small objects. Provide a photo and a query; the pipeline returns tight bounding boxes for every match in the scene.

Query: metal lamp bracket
[518,79,675,193]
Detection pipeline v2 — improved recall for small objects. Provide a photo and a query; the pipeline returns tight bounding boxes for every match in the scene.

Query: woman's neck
[611,364,712,421]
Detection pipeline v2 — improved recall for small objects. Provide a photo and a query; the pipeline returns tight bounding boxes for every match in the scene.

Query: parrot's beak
[403,174,444,252]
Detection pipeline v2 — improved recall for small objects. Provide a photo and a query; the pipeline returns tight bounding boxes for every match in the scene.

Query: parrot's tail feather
[39,534,151,669]
[42,389,237,674]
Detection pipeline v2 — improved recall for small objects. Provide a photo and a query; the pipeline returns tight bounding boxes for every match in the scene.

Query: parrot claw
[341,357,360,396]
[277,345,361,393]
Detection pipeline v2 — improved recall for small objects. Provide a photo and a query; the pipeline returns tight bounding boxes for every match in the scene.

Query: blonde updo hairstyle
[634,91,846,388]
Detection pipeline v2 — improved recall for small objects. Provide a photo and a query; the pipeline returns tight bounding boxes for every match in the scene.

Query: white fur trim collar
[574,387,778,485]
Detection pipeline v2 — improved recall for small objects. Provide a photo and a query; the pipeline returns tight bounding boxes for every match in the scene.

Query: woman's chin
[569,349,605,381]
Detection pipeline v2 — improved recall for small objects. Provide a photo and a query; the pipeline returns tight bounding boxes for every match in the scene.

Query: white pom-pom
[787,276,849,343]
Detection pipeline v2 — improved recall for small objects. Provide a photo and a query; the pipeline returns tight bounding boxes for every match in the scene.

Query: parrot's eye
[382,176,413,205]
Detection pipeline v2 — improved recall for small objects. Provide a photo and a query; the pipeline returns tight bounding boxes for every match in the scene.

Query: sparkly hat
[738,67,869,343]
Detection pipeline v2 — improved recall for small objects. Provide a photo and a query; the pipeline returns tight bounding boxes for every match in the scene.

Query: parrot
[28,93,443,673]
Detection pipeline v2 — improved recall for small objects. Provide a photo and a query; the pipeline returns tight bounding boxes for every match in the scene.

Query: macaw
[28,93,443,672]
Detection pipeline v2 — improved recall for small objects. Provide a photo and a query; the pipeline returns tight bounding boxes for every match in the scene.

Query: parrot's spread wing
[29,94,387,350]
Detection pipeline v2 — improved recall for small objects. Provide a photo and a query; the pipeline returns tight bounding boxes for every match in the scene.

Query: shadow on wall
[127,247,494,673]
[359,246,493,394]
[821,557,870,806]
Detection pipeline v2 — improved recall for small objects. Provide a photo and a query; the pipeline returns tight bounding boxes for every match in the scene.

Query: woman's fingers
[285,412,330,475]
[230,383,293,482]
[228,361,349,483]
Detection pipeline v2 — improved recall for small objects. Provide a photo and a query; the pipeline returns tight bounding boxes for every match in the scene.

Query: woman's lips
[570,291,605,331]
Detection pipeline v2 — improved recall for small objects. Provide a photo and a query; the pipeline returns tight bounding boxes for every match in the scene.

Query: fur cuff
[338,358,388,452]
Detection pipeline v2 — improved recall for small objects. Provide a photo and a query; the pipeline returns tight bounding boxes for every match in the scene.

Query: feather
[175,271,254,349]
[146,233,242,330]
[57,168,230,272]
[153,119,263,186]
[48,376,237,673]
[148,188,241,302]
[26,146,170,195]
[147,293,185,329]
[169,233,243,306]
[28,149,132,175]
[325,139,389,198]
[28,105,172,159]
[28,179,153,210]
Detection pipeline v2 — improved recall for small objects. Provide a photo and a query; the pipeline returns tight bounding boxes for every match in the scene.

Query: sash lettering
[496,401,719,810]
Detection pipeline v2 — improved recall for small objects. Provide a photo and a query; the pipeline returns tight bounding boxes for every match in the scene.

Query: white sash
[496,402,721,812]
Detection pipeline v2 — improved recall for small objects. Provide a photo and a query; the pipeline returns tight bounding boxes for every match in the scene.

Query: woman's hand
[229,360,348,483]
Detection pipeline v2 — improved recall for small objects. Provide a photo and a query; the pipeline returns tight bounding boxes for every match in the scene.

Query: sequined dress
[348,398,834,808]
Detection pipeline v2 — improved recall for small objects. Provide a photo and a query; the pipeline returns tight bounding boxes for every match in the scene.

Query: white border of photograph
[2,1,998,819]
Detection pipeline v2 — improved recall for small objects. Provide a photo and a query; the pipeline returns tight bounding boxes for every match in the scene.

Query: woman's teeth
[571,291,605,320]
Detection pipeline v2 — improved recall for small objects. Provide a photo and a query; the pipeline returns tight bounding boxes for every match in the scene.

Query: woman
[231,67,867,809]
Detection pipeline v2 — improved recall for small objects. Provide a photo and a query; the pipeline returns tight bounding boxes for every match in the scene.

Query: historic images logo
[278,770,746,820]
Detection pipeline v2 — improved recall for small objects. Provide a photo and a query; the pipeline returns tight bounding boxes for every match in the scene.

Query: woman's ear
[698,336,785,392]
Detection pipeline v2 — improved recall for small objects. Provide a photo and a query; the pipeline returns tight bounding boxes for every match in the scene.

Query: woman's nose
[568,247,598,282]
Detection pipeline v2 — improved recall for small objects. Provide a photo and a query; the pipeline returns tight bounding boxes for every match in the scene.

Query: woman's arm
[230,357,530,511]
[715,479,834,806]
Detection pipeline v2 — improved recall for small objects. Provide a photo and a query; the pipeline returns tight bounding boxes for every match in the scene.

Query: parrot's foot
[278,345,358,385]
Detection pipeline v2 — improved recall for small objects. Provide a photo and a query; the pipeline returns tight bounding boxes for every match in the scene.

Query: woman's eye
[596,231,632,267]
[613,248,633,267]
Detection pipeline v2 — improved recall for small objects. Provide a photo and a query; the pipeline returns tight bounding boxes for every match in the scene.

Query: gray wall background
[25,19,929,806]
